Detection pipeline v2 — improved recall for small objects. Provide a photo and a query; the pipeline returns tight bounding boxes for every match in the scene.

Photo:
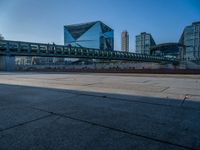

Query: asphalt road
[0,72,199,150]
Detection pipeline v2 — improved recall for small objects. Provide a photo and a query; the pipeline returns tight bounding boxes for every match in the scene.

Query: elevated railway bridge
[0,40,179,71]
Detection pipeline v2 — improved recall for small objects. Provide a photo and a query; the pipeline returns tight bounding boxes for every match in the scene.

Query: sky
[0,0,200,52]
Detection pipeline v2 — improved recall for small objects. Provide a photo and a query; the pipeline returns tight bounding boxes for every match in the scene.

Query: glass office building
[179,22,200,60]
[64,21,114,51]
[135,32,156,55]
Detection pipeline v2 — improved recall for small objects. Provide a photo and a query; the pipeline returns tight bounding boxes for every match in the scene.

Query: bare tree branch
[0,34,4,40]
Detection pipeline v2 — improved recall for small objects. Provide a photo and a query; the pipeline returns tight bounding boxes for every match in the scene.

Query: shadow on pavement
[0,83,199,150]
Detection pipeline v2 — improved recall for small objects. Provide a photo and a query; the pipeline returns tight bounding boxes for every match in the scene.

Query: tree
[0,34,4,40]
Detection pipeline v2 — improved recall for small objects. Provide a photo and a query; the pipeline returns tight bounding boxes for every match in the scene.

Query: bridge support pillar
[0,56,16,71]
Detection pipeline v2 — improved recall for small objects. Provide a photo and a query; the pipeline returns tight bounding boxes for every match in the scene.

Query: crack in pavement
[29,106,194,150]
[0,83,199,112]
[160,87,170,92]
[181,94,191,106]
[0,114,52,133]
[67,92,200,112]
[82,82,101,86]
[142,80,150,83]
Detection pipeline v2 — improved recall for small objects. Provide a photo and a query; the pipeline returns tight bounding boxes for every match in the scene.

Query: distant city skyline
[0,0,200,52]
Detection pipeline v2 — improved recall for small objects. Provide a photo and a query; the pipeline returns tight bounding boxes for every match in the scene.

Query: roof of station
[150,43,185,51]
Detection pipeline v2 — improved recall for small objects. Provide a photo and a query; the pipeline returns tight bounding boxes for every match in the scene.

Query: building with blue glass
[179,22,200,61]
[135,32,156,55]
[64,21,114,51]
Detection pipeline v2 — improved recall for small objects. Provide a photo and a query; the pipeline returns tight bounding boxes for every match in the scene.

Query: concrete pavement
[0,72,199,150]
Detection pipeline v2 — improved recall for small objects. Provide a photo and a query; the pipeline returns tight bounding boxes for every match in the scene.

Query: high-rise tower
[121,31,129,52]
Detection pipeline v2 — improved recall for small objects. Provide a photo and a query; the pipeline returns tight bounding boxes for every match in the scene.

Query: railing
[0,40,178,63]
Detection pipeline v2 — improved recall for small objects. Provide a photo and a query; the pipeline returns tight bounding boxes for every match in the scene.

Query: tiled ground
[0,73,199,150]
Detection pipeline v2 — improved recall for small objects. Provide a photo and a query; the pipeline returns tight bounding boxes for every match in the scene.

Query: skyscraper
[121,31,129,52]
[135,32,156,54]
[179,21,200,61]
[64,21,114,51]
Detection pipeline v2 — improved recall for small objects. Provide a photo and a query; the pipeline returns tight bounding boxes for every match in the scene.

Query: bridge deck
[0,40,178,63]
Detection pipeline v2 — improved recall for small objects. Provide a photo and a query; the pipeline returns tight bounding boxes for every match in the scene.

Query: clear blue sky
[0,0,200,51]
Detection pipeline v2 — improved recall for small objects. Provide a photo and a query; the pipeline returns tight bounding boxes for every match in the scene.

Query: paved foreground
[0,72,200,150]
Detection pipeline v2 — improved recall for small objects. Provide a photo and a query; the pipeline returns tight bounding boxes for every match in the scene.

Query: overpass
[0,40,178,62]
[0,40,179,71]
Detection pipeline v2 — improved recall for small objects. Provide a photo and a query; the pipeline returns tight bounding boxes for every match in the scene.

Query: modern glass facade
[135,32,156,55]
[179,22,200,60]
[64,21,114,51]
[150,43,185,60]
